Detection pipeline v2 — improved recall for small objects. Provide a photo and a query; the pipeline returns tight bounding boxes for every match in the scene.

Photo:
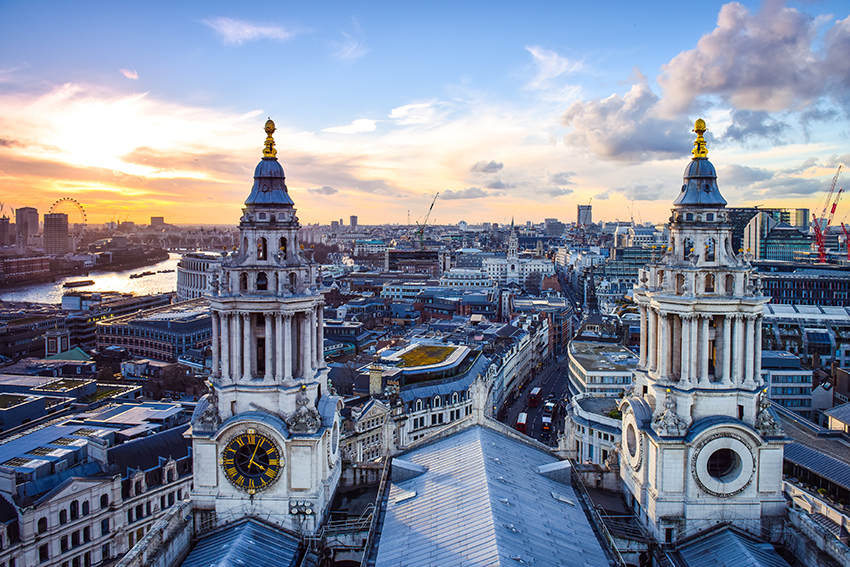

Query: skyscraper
[577,204,592,227]
[15,206,38,247]
[350,215,358,228]
[44,213,69,255]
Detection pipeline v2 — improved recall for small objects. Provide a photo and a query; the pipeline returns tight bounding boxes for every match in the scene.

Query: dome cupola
[244,119,295,207]
[673,119,726,208]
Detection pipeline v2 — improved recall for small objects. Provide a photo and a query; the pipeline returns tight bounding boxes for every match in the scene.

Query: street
[499,355,571,446]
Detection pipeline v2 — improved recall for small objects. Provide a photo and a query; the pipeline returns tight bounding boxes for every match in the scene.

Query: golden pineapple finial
[263,118,277,158]
[692,118,708,158]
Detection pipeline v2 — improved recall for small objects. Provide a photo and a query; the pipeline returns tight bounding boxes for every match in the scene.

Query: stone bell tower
[619,120,786,543]
[191,120,341,534]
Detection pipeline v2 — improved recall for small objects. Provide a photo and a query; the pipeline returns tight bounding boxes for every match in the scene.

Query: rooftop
[569,341,638,373]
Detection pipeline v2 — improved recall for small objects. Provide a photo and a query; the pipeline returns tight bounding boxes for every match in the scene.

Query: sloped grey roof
[784,442,850,492]
[824,402,850,425]
[181,519,300,567]
[677,527,791,567]
[374,425,608,566]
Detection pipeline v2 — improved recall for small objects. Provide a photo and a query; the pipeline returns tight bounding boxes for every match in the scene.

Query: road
[499,355,572,446]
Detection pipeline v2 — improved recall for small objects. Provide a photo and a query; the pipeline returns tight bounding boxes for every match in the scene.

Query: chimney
[369,358,383,397]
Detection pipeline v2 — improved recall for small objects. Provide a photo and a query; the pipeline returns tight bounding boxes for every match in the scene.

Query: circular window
[626,424,637,458]
[706,448,740,481]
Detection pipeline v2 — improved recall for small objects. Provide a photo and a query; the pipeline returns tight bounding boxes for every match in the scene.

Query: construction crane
[812,165,843,263]
[415,193,439,250]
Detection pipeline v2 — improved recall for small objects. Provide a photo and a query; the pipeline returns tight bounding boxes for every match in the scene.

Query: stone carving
[755,389,784,437]
[651,391,689,436]
[639,271,649,288]
[604,443,620,469]
[286,385,322,434]
[210,271,220,295]
[688,250,699,267]
[193,386,221,432]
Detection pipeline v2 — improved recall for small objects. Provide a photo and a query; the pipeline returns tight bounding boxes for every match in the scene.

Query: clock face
[220,430,282,493]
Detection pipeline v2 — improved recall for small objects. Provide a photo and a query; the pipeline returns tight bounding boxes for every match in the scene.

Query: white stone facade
[438,268,493,289]
[620,122,787,544]
[482,225,554,287]
[176,252,221,301]
[191,121,341,536]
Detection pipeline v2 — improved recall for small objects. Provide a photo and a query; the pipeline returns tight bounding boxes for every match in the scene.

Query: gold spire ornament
[692,118,708,158]
[263,118,277,158]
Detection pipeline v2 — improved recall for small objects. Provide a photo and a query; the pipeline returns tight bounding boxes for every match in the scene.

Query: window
[279,237,287,260]
[160,495,166,510]
[70,501,79,520]
[81,501,89,516]
[134,481,143,495]
[166,469,174,483]
[37,517,47,534]
[39,544,49,563]
[100,519,109,536]
[127,510,133,524]
[239,272,248,292]
[146,502,151,516]
[257,237,268,261]
[83,527,90,543]
[59,510,67,524]
[433,396,441,408]
[136,505,143,519]
[256,272,268,291]
[61,536,69,552]
[71,531,80,547]
[101,545,110,562]
[100,495,108,509]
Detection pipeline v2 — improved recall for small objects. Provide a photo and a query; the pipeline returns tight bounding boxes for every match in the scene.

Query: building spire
[263,118,277,158]
[692,118,708,158]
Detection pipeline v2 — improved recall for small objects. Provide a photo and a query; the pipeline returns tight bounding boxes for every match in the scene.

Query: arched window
[100,494,109,509]
[452,392,459,405]
[705,237,716,262]
[705,274,715,293]
[37,517,47,534]
[82,501,89,516]
[280,237,287,260]
[242,237,248,255]
[256,272,268,291]
[59,510,67,524]
[415,400,423,412]
[257,237,267,261]
[70,501,79,520]
[725,274,735,296]
[239,272,248,292]
[166,469,174,483]
[289,272,297,289]
[683,238,694,261]
[433,396,441,408]
[134,481,143,495]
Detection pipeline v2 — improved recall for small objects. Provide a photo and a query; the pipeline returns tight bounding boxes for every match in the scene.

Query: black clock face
[221,431,282,493]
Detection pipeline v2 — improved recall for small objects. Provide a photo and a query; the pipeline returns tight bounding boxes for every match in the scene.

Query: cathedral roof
[244,120,295,207]
[673,119,727,208]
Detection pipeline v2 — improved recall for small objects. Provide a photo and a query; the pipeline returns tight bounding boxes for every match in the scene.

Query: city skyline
[1,0,849,226]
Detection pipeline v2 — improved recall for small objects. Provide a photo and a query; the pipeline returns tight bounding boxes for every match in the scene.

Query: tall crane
[415,192,439,249]
[812,165,843,263]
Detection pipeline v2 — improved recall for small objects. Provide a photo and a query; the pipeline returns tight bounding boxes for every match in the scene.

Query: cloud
[308,185,338,196]
[486,179,516,190]
[748,176,826,197]
[594,192,610,200]
[722,110,789,143]
[389,102,438,125]
[548,171,576,185]
[322,119,378,134]
[332,19,368,60]
[721,164,774,186]
[119,69,138,80]
[470,160,503,173]
[526,46,581,89]
[612,179,669,201]
[539,187,574,197]
[202,17,294,46]
[0,138,22,148]
[561,70,691,162]
[441,187,490,200]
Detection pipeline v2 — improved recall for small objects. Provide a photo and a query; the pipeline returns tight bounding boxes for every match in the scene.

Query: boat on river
[63,280,95,288]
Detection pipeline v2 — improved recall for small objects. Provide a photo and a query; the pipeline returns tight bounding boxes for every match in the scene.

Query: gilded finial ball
[666,388,671,393]
[264,119,276,135]
[694,118,707,134]
[300,244,304,249]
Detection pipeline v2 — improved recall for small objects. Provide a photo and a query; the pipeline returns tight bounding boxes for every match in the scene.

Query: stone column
[700,316,710,385]
[658,312,669,379]
[755,315,763,385]
[673,315,682,379]
[680,315,691,384]
[639,304,648,369]
[264,313,273,381]
[722,315,732,385]
[744,315,755,386]
[648,308,658,372]
[242,312,252,380]
[690,313,699,383]
[317,304,325,369]
[211,312,220,378]
[233,312,241,379]
[734,315,744,385]
[275,313,284,381]
[220,314,230,381]
[310,307,318,370]
[284,314,293,383]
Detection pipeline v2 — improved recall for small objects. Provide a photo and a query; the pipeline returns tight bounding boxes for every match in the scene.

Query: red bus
[515,412,528,434]
[529,388,542,407]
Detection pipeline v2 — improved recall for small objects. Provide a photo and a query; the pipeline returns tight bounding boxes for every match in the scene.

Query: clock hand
[248,442,260,470]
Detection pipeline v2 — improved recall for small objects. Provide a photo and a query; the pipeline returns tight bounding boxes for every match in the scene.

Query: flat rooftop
[576,396,621,417]
[569,341,638,373]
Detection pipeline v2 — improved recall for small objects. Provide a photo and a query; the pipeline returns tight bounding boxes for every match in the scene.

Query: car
[543,401,556,415]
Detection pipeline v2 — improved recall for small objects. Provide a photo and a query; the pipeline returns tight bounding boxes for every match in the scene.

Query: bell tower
[620,120,786,543]
[191,120,341,534]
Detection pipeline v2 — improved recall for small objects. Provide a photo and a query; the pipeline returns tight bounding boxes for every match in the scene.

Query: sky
[1,0,849,227]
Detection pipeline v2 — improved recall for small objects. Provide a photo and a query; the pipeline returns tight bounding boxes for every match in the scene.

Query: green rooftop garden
[38,379,87,391]
[397,345,456,368]
[0,394,27,409]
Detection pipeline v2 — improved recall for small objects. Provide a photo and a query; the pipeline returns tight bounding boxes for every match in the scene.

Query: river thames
[0,254,182,304]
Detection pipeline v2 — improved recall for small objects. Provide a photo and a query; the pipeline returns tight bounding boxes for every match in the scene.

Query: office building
[44,213,70,255]
[15,206,38,247]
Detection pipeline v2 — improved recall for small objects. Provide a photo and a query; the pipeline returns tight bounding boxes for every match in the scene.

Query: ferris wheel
[50,198,87,235]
